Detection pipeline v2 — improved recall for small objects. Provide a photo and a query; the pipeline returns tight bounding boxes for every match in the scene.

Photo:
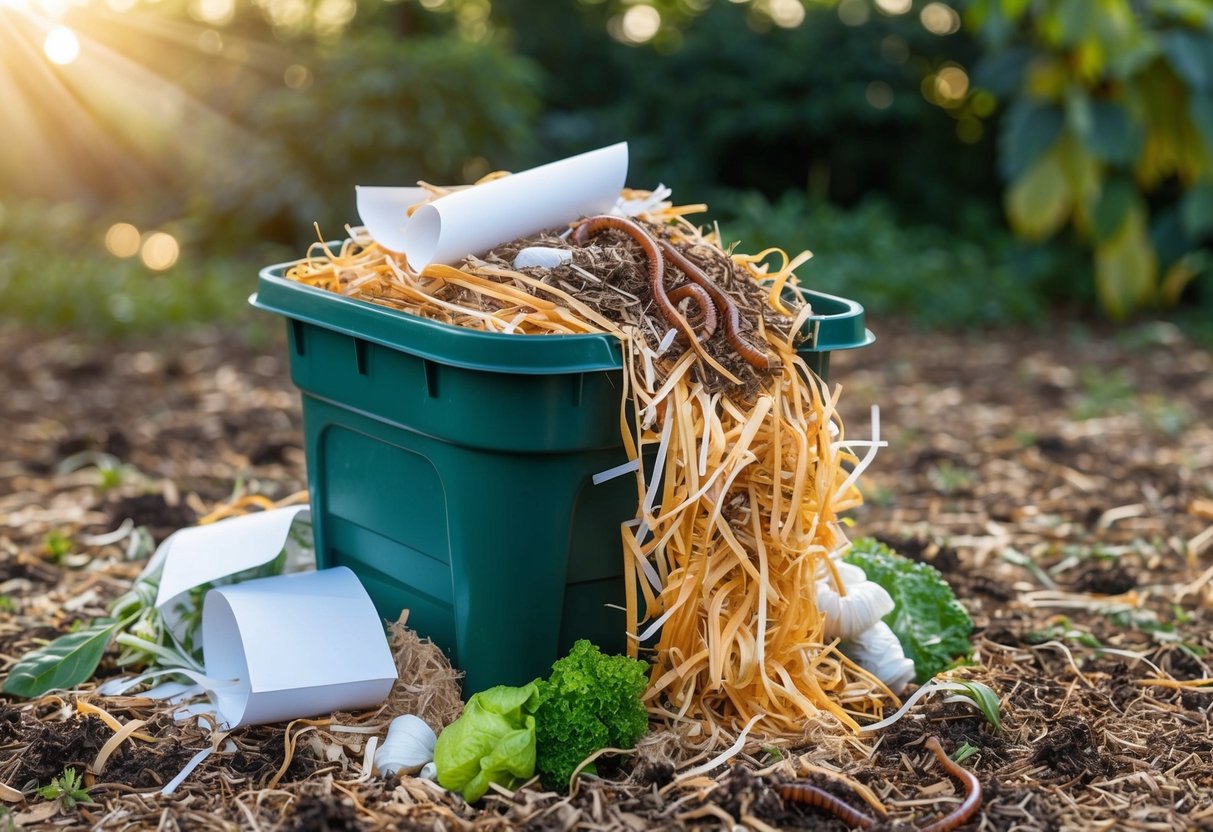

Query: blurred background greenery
[1,0,1211,336]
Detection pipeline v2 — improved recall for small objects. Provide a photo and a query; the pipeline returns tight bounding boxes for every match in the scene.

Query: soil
[0,318,1211,830]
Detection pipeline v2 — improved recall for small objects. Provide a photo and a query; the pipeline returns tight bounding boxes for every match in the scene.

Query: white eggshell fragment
[512,246,573,270]
[815,562,895,641]
[842,621,916,695]
[375,714,437,778]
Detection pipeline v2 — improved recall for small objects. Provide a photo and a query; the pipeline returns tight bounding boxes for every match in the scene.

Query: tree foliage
[967,0,1213,318]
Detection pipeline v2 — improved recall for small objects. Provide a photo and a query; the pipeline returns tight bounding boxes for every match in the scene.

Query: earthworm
[919,736,982,832]
[656,238,773,370]
[779,782,877,829]
[666,283,718,342]
[572,216,708,345]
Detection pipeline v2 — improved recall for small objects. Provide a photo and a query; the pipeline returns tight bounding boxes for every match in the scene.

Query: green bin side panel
[302,392,632,693]
[289,320,626,454]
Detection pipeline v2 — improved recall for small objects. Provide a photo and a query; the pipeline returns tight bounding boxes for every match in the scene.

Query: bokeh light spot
[921,2,961,35]
[189,0,235,26]
[865,81,894,109]
[838,0,869,26]
[105,223,141,258]
[934,65,969,102]
[284,63,312,89]
[314,0,356,36]
[43,26,80,65]
[768,0,805,28]
[971,90,997,117]
[620,5,661,44]
[880,34,909,65]
[140,232,180,271]
[875,0,911,14]
[198,29,224,54]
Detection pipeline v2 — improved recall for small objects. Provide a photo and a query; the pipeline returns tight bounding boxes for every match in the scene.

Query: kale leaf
[844,538,973,683]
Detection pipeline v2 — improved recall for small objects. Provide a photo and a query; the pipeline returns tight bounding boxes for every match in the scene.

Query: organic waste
[533,639,648,790]
[286,185,891,740]
[843,537,974,683]
[434,640,649,800]
[432,683,539,802]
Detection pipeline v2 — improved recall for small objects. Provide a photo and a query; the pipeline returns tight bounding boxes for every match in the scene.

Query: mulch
[0,318,1211,830]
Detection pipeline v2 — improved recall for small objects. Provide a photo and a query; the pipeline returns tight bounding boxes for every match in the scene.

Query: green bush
[510,1,998,222]
[194,30,542,249]
[0,201,256,336]
[718,189,1062,327]
[967,0,1213,318]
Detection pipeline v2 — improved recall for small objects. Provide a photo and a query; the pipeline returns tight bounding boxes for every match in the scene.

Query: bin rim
[253,251,874,375]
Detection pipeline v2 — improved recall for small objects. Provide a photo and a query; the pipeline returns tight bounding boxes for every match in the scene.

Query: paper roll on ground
[202,567,398,728]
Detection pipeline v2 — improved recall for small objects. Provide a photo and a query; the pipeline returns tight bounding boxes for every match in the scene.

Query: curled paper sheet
[356,142,628,267]
[152,506,312,636]
[203,567,397,728]
[354,186,430,256]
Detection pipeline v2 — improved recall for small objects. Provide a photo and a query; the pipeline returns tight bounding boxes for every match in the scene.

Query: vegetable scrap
[432,683,539,802]
[844,538,975,683]
[533,640,648,790]
[284,183,893,739]
[432,641,648,799]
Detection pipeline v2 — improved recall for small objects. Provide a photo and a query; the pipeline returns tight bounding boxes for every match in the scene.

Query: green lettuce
[534,640,649,790]
[843,538,973,683]
[433,683,539,802]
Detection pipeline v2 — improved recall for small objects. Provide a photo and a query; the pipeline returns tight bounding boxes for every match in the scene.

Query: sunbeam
[0,0,294,204]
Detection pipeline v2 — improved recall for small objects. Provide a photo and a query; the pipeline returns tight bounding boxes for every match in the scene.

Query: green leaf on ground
[1,619,118,698]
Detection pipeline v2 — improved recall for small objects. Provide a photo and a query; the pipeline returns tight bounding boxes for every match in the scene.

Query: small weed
[42,530,73,565]
[37,768,93,811]
[951,742,979,765]
[1071,367,1137,420]
[760,745,784,763]
[927,461,975,495]
[96,461,126,494]
[860,482,897,507]
[0,596,14,613]
[1027,617,1104,649]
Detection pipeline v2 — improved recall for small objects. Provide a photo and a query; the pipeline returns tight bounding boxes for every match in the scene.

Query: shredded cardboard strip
[284,189,892,741]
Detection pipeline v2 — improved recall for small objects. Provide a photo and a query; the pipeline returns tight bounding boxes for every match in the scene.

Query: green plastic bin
[252,258,873,693]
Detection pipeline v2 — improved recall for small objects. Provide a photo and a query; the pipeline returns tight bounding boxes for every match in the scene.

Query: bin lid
[253,258,874,375]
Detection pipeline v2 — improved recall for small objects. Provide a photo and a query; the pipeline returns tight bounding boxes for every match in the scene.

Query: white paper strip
[153,506,312,633]
[202,567,398,729]
[357,143,628,267]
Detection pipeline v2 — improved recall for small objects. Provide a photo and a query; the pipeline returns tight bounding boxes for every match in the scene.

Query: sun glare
[43,24,79,63]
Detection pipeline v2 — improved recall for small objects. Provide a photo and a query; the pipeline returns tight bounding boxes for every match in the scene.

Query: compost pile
[285,192,894,741]
[2,322,1213,830]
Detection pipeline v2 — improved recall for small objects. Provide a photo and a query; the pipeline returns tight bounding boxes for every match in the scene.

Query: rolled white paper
[202,567,398,728]
[354,186,430,256]
[357,143,628,267]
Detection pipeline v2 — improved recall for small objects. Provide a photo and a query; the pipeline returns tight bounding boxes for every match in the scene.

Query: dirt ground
[1,318,1211,831]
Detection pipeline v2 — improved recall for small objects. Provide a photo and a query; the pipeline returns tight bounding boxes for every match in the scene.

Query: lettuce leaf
[433,683,539,802]
[844,538,973,683]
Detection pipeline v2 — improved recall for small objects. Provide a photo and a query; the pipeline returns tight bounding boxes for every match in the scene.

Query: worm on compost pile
[779,782,877,829]
[283,182,892,741]
[919,736,982,832]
